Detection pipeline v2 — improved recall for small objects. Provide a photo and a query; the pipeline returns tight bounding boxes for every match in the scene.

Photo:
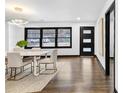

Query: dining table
[12,49,50,76]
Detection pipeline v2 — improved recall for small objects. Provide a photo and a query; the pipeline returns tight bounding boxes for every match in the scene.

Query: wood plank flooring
[35,57,114,93]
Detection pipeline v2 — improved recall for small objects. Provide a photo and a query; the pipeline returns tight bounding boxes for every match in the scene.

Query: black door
[80,27,94,56]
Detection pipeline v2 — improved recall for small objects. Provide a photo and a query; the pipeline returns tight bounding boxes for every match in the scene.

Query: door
[80,27,94,56]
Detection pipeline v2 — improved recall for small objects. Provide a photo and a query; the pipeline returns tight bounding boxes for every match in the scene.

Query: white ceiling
[5,0,107,23]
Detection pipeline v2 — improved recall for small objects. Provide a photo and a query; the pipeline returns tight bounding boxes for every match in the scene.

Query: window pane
[83,48,91,52]
[42,29,56,47]
[58,37,70,46]
[27,29,40,38]
[57,29,71,47]
[83,30,91,34]
[83,39,91,43]
[58,29,70,37]
[27,39,40,47]
[26,29,40,48]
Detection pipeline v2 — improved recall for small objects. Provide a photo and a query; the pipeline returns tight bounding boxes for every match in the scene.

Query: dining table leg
[45,53,47,58]
[33,56,39,76]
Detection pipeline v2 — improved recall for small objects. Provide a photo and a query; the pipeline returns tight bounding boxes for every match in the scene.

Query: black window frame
[25,28,41,49]
[41,28,57,48]
[25,27,72,49]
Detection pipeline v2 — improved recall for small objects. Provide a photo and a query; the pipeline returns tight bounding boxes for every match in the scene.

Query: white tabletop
[9,49,49,56]
[19,51,49,56]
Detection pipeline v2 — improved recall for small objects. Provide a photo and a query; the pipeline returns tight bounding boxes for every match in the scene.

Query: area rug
[5,62,65,93]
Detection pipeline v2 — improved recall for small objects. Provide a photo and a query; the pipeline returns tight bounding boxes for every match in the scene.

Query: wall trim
[94,55,105,74]
[114,88,118,93]
[40,55,80,58]
[58,55,80,57]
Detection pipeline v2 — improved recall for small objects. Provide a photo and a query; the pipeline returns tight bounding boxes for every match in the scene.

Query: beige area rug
[6,62,65,93]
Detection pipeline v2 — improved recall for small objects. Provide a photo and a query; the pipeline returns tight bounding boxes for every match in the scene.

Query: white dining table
[14,50,49,76]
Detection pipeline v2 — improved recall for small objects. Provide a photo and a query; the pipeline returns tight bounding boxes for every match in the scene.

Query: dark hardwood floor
[34,56,113,93]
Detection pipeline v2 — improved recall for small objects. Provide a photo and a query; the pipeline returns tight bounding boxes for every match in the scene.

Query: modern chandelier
[8,18,28,26]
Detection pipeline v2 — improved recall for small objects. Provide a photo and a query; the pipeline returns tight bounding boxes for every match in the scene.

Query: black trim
[40,28,42,48]
[114,88,118,93]
[25,28,41,49]
[105,0,115,75]
[58,55,80,57]
[41,55,80,58]
[25,27,72,49]
[105,12,110,75]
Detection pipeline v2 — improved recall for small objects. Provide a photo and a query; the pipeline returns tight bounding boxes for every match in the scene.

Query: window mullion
[40,28,42,48]
[55,28,58,48]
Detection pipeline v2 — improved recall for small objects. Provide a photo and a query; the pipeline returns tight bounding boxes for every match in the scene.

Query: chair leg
[5,64,8,74]
[31,63,33,73]
[31,62,34,71]
[10,68,13,78]
[14,68,17,79]
[8,66,32,81]
[6,68,8,74]
[53,63,57,71]
[45,64,47,70]
[39,64,41,73]
[22,66,24,72]
[20,67,23,72]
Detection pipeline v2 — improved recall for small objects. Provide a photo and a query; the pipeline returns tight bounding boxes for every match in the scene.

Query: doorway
[105,1,115,92]
[80,27,94,56]
[105,1,115,76]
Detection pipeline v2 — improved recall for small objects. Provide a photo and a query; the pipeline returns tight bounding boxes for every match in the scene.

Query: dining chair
[13,47,24,51]
[37,50,57,74]
[13,47,33,62]
[5,56,8,74]
[7,52,33,80]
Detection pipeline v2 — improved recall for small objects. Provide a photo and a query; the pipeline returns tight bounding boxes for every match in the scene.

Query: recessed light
[77,17,81,20]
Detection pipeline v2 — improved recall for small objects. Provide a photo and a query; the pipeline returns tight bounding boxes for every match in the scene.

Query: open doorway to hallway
[105,1,115,92]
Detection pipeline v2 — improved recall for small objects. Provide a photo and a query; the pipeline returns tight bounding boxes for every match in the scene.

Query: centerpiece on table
[16,40,28,48]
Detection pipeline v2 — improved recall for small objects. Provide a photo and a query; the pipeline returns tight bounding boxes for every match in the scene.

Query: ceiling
[5,0,107,23]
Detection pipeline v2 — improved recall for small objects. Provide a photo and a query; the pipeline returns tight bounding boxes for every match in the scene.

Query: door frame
[105,0,115,76]
[105,0,115,92]
[80,26,94,56]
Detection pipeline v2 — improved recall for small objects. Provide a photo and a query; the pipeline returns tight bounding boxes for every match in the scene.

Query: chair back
[7,52,22,68]
[13,47,24,51]
[50,50,57,63]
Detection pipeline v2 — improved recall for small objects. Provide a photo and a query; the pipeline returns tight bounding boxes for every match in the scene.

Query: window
[42,29,56,47]
[25,27,72,48]
[25,28,40,48]
[57,28,71,47]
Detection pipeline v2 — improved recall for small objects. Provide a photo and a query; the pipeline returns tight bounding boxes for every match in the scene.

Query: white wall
[115,0,118,91]
[5,23,24,54]
[5,22,9,55]
[95,0,114,69]
[110,10,115,57]
[95,0,118,91]
[25,22,95,55]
